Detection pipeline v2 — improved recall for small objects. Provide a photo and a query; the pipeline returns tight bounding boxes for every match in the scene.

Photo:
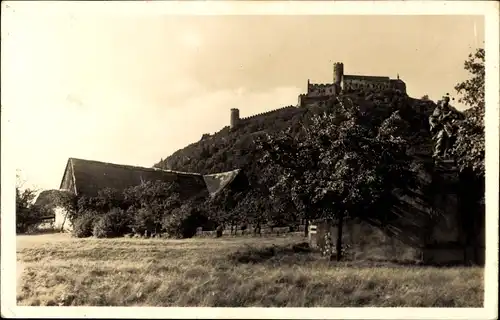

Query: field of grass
[16,233,484,307]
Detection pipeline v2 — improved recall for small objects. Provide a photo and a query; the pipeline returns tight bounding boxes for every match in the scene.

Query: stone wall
[310,162,485,266]
[343,78,391,92]
[239,106,297,123]
[307,83,338,97]
[195,225,306,238]
[298,94,334,107]
[314,219,423,262]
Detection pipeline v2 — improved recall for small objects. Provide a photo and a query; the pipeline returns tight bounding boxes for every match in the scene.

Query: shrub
[129,207,159,235]
[321,232,352,261]
[92,215,114,238]
[124,181,182,235]
[71,211,97,238]
[92,208,130,238]
[162,205,209,239]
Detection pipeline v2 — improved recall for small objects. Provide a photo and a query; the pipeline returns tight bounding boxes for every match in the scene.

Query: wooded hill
[154,89,438,179]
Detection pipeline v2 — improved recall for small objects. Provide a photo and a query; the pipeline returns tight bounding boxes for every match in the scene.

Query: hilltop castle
[229,62,407,129]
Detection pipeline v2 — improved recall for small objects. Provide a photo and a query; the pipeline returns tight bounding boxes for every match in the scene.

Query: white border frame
[1,1,498,319]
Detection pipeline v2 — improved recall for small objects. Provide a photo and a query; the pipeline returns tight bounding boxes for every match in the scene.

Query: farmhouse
[50,157,248,231]
[59,158,246,197]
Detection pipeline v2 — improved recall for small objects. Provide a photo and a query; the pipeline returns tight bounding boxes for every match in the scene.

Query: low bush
[93,208,131,238]
[162,205,210,239]
[129,207,160,235]
[71,210,97,238]
[92,216,114,238]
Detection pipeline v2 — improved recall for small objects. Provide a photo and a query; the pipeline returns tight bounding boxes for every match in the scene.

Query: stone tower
[333,62,344,93]
[230,108,240,129]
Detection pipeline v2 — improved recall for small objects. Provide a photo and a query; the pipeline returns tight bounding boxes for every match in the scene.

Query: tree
[256,96,419,260]
[256,131,320,237]
[451,48,485,175]
[16,186,40,233]
[207,187,247,233]
[231,187,272,235]
[162,200,211,238]
[15,174,54,233]
[123,180,182,235]
[454,48,485,112]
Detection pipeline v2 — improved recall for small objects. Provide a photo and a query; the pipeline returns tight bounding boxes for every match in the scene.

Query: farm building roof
[203,169,242,197]
[59,158,242,199]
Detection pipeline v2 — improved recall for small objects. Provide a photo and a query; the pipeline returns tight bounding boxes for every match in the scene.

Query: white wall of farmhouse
[54,206,72,232]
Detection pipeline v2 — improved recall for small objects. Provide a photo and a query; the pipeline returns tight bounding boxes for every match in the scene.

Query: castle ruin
[298,62,407,107]
[230,62,407,129]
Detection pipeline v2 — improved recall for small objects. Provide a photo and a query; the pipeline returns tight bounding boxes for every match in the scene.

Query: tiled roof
[62,158,207,198]
[203,169,241,197]
[59,158,243,199]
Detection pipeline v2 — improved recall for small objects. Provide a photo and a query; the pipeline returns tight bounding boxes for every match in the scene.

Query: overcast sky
[2,3,484,191]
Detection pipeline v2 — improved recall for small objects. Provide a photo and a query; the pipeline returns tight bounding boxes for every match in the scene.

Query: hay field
[16,233,483,307]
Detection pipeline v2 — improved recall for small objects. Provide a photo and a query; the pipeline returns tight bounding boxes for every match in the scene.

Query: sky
[2,4,485,191]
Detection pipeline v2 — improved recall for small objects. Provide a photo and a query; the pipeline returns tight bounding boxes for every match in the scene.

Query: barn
[51,157,248,231]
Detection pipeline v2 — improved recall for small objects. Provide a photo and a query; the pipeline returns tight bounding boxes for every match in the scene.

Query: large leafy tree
[206,187,247,233]
[451,48,485,175]
[257,96,419,260]
[16,187,40,233]
[256,125,323,237]
[231,185,277,234]
[454,48,485,112]
[123,180,182,234]
[15,174,53,233]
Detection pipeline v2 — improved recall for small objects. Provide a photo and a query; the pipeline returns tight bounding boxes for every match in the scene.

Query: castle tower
[333,62,344,86]
[230,108,240,129]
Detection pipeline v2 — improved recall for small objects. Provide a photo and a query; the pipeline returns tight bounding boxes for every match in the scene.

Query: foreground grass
[16,233,484,307]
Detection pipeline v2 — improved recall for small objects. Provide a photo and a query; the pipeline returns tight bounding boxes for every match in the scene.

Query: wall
[307,83,338,97]
[54,206,72,232]
[390,79,407,92]
[195,225,307,237]
[238,105,297,124]
[343,78,390,92]
[315,219,422,262]
[60,164,75,194]
[298,94,334,107]
[311,163,485,265]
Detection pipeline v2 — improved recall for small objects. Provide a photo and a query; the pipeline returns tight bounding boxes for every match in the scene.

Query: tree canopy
[451,47,485,175]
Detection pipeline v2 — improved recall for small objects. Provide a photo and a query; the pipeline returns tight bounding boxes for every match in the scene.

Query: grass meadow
[16,233,484,307]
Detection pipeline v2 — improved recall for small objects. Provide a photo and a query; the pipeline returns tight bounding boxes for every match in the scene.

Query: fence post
[308,224,318,248]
